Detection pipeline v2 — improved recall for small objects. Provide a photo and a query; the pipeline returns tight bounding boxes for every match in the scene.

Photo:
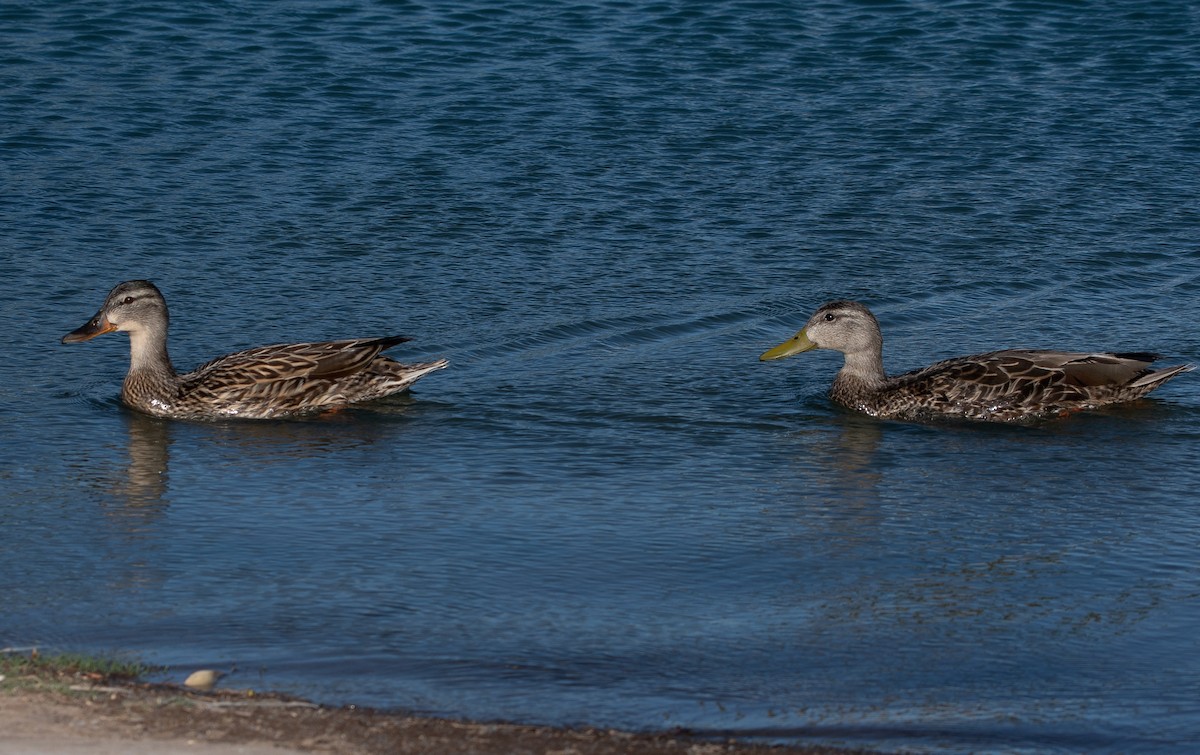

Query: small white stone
[183,669,224,691]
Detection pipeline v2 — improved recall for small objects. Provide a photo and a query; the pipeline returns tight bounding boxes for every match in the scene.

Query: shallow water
[4,1,1200,752]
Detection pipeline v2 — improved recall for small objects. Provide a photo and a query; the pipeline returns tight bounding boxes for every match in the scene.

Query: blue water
[4,1,1200,752]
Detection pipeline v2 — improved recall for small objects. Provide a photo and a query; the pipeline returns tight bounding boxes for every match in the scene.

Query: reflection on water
[118,412,171,510]
[105,400,427,521]
[769,411,887,556]
[814,414,884,505]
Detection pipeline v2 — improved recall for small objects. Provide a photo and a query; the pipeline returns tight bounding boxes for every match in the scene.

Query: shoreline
[0,663,880,755]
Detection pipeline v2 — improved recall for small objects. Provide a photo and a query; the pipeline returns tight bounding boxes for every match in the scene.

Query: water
[4,1,1200,752]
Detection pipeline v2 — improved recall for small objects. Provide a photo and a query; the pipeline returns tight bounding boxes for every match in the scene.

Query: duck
[62,280,448,420]
[760,300,1192,422]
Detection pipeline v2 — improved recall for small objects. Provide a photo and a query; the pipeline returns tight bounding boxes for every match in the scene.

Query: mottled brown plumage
[63,280,447,419]
[761,300,1192,422]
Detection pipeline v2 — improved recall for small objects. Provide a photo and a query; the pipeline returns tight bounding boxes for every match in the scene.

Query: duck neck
[126,320,176,378]
[833,345,887,394]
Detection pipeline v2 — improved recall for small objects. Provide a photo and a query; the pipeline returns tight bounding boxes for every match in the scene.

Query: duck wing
[193,336,410,383]
[1048,351,1162,387]
[176,335,412,406]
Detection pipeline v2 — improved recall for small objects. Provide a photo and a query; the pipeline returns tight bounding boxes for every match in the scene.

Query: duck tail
[1132,362,1194,389]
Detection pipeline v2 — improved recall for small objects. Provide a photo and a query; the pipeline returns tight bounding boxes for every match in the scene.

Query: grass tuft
[1,648,152,682]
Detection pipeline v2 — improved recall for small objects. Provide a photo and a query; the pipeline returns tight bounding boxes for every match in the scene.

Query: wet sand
[0,673,880,755]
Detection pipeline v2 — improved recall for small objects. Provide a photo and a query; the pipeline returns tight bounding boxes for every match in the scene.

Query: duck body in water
[63,280,448,420]
[761,301,1192,423]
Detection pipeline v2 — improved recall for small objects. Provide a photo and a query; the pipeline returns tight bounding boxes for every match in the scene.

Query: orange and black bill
[62,312,116,344]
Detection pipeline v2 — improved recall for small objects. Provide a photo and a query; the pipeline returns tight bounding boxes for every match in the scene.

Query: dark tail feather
[1111,351,1160,363]
[374,335,413,350]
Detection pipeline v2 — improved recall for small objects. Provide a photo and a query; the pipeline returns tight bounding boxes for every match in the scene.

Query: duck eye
[823,313,835,322]
[122,296,135,305]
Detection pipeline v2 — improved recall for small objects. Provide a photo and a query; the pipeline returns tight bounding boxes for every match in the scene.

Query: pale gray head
[62,280,169,344]
[760,300,882,361]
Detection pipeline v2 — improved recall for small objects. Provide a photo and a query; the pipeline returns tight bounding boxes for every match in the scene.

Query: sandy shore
[0,672,878,755]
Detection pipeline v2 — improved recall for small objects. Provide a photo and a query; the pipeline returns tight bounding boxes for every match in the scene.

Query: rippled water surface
[4,2,1200,752]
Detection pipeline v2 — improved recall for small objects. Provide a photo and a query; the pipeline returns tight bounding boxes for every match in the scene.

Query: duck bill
[62,312,117,343]
[760,330,816,361]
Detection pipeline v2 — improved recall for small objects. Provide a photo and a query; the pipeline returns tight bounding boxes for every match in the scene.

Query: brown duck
[63,280,448,420]
[760,300,1192,422]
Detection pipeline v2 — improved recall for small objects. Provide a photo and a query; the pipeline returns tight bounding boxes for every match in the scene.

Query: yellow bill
[760,329,816,361]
